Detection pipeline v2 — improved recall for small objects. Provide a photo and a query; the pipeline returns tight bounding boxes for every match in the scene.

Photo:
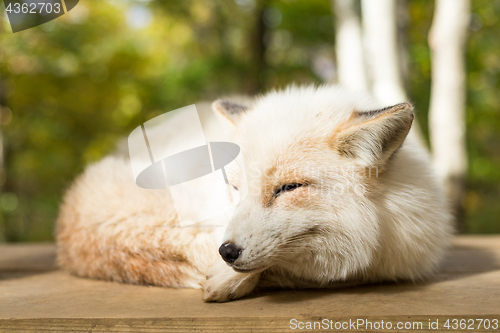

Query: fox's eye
[274,183,304,197]
[232,185,239,191]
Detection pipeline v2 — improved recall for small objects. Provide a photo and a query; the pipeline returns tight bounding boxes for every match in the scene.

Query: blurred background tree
[0,0,498,242]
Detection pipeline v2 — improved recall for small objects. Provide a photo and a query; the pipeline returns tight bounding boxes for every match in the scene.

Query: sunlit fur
[56,85,453,302]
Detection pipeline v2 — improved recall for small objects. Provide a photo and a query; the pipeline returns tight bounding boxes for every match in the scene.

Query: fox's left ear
[212,100,249,125]
[334,102,414,167]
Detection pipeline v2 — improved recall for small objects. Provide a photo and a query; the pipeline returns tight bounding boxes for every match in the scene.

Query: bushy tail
[56,156,218,289]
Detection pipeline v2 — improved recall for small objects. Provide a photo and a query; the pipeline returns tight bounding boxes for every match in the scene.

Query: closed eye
[274,183,305,197]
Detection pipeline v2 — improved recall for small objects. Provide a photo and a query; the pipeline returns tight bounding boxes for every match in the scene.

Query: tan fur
[56,157,220,289]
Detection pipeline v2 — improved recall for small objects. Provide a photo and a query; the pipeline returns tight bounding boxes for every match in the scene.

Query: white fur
[57,85,453,302]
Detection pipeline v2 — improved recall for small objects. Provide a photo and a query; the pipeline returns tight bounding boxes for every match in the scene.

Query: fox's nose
[219,243,242,263]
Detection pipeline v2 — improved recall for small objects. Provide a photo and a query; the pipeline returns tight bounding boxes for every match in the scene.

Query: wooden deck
[1,236,499,332]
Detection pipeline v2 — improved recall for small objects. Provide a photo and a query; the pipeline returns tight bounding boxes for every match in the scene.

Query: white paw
[201,261,261,302]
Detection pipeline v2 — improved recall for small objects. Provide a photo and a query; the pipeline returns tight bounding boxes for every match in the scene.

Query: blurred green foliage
[0,0,498,242]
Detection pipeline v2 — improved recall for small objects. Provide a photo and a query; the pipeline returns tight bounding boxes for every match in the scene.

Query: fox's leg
[201,260,262,302]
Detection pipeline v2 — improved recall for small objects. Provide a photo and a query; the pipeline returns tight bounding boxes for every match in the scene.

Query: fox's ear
[334,102,414,167]
[212,100,249,125]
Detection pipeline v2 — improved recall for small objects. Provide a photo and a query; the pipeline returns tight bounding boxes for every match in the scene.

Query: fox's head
[212,85,415,283]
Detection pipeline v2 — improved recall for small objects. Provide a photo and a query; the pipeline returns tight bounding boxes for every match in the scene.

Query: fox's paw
[201,261,261,302]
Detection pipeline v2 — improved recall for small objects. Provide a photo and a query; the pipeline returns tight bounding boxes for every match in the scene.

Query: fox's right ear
[333,102,414,167]
[212,100,249,125]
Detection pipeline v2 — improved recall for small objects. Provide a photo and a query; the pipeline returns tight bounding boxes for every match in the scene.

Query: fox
[56,84,453,302]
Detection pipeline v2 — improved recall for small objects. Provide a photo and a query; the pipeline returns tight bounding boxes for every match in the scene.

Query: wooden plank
[1,316,500,332]
[0,237,499,331]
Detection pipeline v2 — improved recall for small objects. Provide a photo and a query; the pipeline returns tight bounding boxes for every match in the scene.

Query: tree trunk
[361,0,405,104]
[361,0,425,145]
[332,0,368,91]
[428,0,470,228]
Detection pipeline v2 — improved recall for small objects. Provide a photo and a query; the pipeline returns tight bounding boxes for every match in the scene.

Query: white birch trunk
[332,0,368,91]
[428,0,470,221]
[361,0,425,145]
[361,0,406,105]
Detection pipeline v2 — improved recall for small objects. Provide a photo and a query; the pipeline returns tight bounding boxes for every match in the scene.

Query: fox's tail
[56,156,218,289]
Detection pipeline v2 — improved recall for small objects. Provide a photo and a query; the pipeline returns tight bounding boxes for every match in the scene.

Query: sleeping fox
[56,85,453,302]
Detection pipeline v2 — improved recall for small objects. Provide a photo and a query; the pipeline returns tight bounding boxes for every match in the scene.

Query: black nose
[219,243,242,263]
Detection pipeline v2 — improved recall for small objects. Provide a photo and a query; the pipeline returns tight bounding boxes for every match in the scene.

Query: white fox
[56,85,453,302]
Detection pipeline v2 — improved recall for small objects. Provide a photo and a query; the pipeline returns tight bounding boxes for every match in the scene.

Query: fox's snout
[219,243,242,263]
